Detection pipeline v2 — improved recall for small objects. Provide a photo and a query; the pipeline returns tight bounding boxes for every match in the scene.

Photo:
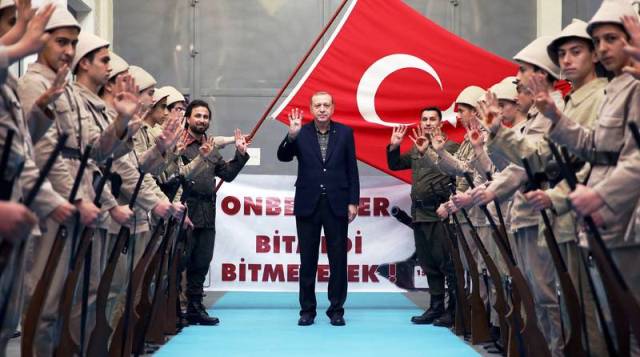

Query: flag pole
[247,0,351,140]
[214,0,351,193]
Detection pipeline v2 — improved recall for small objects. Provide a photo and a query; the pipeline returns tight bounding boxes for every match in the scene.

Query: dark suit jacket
[277,120,360,217]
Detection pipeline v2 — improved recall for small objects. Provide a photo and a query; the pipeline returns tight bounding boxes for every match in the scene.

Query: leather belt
[585,149,619,166]
[413,198,441,210]
[60,146,82,160]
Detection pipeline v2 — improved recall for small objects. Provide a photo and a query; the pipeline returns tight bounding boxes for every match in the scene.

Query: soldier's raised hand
[622,16,640,79]
[3,2,55,63]
[113,74,140,120]
[156,113,182,153]
[467,127,485,148]
[477,92,501,134]
[126,108,148,138]
[35,63,68,110]
[408,125,429,154]
[235,128,248,155]
[389,125,407,150]
[430,127,447,153]
[288,108,303,140]
[528,73,561,122]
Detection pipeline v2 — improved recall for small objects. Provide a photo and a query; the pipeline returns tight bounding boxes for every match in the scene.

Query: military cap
[456,85,486,108]
[128,65,156,92]
[152,86,172,106]
[514,36,561,79]
[108,52,129,80]
[587,0,639,36]
[547,19,592,66]
[166,87,186,107]
[0,0,14,11]
[45,6,80,32]
[71,31,109,73]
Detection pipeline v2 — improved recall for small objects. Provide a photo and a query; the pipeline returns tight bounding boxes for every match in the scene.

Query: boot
[433,290,455,328]
[411,294,444,324]
[186,297,220,325]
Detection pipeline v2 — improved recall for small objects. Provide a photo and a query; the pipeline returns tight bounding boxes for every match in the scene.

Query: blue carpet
[154,292,479,357]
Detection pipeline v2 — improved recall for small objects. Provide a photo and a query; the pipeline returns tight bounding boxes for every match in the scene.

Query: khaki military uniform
[549,72,640,304]
[434,138,499,324]
[17,62,126,357]
[0,74,66,351]
[488,91,564,356]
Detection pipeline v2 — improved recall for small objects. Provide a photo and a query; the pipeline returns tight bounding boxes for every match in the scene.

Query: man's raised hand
[528,73,561,122]
[235,128,248,155]
[389,125,407,150]
[288,108,303,140]
[408,125,429,154]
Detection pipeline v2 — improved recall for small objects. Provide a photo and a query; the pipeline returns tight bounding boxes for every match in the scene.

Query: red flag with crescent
[272,0,517,183]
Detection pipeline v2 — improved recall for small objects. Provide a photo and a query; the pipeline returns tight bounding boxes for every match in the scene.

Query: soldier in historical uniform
[386,107,459,326]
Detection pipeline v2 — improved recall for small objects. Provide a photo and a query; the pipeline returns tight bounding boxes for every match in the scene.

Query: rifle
[448,184,510,349]
[22,144,92,357]
[163,180,194,336]
[629,122,640,149]
[0,128,15,200]
[86,171,145,357]
[444,183,492,344]
[54,158,113,357]
[391,203,468,336]
[0,133,69,330]
[521,158,586,357]
[390,205,413,227]
[425,183,470,337]
[549,141,640,356]
[132,180,183,352]
[138,179,190,351]
[462,173,550,357]
[110,196,175,356]
[485,172,514,259]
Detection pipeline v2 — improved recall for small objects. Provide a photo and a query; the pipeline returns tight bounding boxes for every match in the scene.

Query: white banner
[205,175,425,292]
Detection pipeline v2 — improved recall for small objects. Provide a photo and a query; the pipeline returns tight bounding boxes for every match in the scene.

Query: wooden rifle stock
[163,180,194,335]
[429,184,471,337]
[521,157,586,357]
[133,181,184,353]
[110,209,172,355]
[86,171,145,357]
[441,216,470,337]
[485,172,514,258]
[55,158,113,357]
[505,278,524,357]
[0,133,69,328]
[391,203,469,336]
[550,141,640,356]
[460,207,511,352]
[450,210,491,344]
[462,173,550,357]
[22,144,92,357]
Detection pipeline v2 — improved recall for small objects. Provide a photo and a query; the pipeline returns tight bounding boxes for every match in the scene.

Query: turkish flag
[272,0,517,183]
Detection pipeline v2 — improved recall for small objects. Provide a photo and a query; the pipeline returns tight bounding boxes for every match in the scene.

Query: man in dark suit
[277,91,360,326]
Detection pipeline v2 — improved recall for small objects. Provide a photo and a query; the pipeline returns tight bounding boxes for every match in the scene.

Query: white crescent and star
[356,54,453,127]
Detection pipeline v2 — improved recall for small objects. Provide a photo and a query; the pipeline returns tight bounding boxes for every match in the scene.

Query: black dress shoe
[330,315,345,326]
[298,315,315,326]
